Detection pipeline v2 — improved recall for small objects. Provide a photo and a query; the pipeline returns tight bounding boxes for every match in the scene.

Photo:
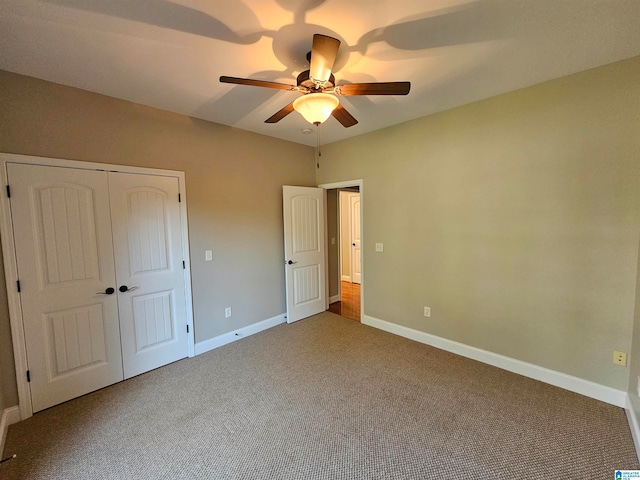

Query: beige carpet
[2,312,638,479]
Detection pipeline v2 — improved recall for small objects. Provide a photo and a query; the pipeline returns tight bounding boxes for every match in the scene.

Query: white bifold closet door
[108,172,189,379]
[8,163,188,413]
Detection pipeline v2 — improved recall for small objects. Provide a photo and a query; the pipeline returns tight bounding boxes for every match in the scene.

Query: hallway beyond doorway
[328,281,361,321]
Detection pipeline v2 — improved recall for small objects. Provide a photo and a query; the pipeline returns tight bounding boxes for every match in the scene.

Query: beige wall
[317,56,640,391]
[0,70,315,408]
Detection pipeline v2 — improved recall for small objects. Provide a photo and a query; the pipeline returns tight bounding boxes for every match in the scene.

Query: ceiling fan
[220,34,411,128]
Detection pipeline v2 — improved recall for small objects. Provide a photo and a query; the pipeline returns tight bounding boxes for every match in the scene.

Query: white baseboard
[1,406,20,455]
[341,275,351,282]
[329,295,340,304]
[362,314,627,408]
[195,313,286,356]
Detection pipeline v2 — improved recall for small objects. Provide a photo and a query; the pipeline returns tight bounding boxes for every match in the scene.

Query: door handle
[119,285,139,293]
[96,287,115,295]
[286,260,297,265]
[352,243,356,246]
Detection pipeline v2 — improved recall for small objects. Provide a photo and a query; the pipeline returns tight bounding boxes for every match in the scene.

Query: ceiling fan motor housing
[297,70,336,91]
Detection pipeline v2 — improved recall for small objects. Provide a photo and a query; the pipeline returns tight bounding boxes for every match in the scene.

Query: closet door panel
[8,163,123,412]
[108,172,188,379]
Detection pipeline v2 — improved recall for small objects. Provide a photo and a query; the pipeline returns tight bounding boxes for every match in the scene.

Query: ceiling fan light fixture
[293,93,339,125]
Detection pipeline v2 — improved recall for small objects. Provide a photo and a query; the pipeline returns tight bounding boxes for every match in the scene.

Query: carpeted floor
[2,312,638,479]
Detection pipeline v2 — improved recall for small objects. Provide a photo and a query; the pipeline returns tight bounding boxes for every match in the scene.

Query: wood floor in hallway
[328,281,361,321]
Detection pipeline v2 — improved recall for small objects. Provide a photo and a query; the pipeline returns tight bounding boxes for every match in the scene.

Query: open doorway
[321,181,362,322]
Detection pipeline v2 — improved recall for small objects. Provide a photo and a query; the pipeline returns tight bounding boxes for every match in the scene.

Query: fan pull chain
[316,123,321,168]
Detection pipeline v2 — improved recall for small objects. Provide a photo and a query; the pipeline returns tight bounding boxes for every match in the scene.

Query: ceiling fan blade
[337,82,411,96]
[309,34,340,84]
[331,104,358,128]
[220,76,295,91]
[265,102,296,123]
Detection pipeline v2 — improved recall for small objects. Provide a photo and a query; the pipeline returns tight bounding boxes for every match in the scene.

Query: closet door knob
[96,287,115,295]
[119,285,139,293]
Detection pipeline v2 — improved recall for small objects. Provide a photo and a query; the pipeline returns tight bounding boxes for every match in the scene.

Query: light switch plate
[375,243,384,252]
[205,250,213,261]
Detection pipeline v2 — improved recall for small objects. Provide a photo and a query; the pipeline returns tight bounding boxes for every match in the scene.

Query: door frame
[318,180,363,317]
[0,153,195,420]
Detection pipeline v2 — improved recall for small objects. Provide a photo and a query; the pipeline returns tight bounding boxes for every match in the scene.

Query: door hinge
[16,280,20,293]
[186,324,189,333]
[178,193,181,203]
[26,370,30,382]
[183,260,186,269]
[6,185,10,198]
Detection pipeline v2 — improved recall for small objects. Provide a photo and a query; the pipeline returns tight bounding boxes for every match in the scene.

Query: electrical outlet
[375,243,384,252]
[613,350,627,366]
[225,307,232,318]
[424,306,431,317]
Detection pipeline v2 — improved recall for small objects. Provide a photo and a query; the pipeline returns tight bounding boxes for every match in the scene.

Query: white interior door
[108,172,189,379]
[339,191,352,282]
[7,163,124,412]
[283,186,326,323]
[349,193,361,284]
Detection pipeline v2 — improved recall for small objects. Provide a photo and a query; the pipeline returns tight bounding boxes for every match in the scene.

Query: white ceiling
[1,0,639,147]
